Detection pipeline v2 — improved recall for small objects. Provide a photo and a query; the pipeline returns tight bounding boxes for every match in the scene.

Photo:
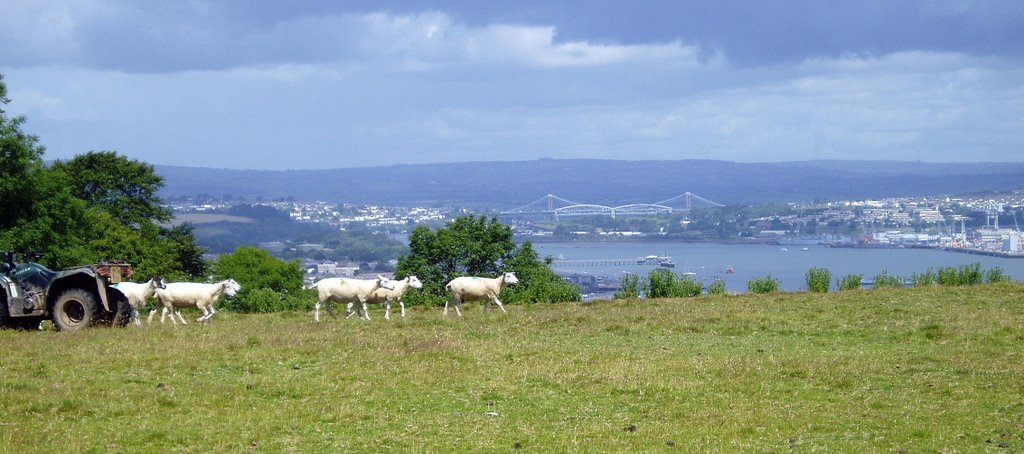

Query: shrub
[706,279,728,295]
[959,262,983,286]
[938,263,984,286]
[873,271,904,289]
[837,274,863,291]
[615,273,641,299]
[747,275,780,294]
[805,267,831,293]
[985,266,1012,284]
[912,268,938,287]
[644,269,703,298]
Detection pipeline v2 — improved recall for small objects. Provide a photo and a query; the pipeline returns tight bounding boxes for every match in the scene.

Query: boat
[658,258,675,268]
[800,247,810,251]
[725,266,735,274]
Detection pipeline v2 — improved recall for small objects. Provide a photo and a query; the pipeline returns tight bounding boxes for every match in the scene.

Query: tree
[50,151,172,225]
[0,73,207,279]
[0,74,47,230]
[397,215,579,305]
[213,246,308,312]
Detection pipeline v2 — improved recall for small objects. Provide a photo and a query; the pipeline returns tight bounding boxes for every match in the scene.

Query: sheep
[346,275,423,320]
[443,272,519,317]
[112,276,166,326]
[313,274,394,321]
[147,278,242,325]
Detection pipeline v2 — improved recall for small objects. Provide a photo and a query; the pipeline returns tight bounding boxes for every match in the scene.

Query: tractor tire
[110,294,133,328]
[52,288,99,331]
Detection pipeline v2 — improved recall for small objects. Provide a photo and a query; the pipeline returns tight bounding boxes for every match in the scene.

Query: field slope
[2,285,1023,452]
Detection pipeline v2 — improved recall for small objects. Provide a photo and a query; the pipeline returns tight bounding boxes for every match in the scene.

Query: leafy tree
[50,151,172,225]
[213,246,309,313]
[0,73,207,279]
[0,74,47,231]
[397,215,579,306]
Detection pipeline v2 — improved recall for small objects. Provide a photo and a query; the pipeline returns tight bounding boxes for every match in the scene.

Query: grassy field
[2,284,1023,452]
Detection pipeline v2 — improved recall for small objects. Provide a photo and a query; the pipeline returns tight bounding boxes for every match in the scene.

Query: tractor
[0,252,134,331]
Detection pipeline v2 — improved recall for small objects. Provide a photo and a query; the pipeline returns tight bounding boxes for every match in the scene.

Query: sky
[1,0,1022,170]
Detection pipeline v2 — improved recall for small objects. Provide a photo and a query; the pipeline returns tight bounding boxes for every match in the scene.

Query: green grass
[2,284,1024,452]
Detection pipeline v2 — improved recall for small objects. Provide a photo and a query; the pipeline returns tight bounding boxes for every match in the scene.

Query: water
[530,241,1024,295]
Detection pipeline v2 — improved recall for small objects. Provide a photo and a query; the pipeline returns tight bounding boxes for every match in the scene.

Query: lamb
[313,275,394,321]
[346,275,423,320]
[148,278,242,325]
[112,276,166,326]
[443,272,519,317]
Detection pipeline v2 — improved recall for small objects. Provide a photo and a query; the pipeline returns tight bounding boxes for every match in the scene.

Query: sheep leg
[345,302,357,319]
[454,300,463,317]
[361,300,371,320]
[161,307,172,324]
[399,300,406,318]
[325,301,339,319]
[175,309,188,325]
[443,299,450,316]
[147,309,158,325]
[492,296,507,314]
[384,300,391,320]
[314,302,321,322]
[131,307,142,326]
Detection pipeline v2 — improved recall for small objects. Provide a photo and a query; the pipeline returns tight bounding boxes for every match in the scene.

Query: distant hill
[156,159,1024,208]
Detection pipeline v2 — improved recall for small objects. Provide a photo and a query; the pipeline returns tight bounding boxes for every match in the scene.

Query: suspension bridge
[500,192,724,219]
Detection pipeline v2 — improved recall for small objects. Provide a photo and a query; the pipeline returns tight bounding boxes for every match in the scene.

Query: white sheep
[148,278,242,325]
[112,276,166,326]
[313,275,394,321]
[346,275,423,320]
[443,272,519,317]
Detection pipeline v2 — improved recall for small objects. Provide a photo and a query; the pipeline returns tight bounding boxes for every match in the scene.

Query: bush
[747,275,780,294]
[912,268,938,287]
[837,274,863,291]
[959,262,983,286]
[805,267,831,293]
[706,279,728,295]
[644,269,703,298]
[938,263,984,286]
[873,271,904,289]
[615,273,641,299]
[985,266,1012,284]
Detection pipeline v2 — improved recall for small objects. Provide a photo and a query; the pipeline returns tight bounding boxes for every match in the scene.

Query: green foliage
[912,268,939,287]
[501,243,581,304]
[615,273,641,299]
[938,263,983,286]
[50,151,172,225]
[747,275,780,294]
[397,215,579,306]
[872,271,905,289]
[0,74,47,232]
[706,278,728,295]
[213,246,308,313]
[985,266,1012,284]
[837,274,863,291]
[0,76,208,280]
[805,267,831,293]
[644,268,703,298]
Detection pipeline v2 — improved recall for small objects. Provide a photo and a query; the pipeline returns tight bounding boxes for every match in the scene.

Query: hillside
[2,284,1022,451]
[157,159,1024,208]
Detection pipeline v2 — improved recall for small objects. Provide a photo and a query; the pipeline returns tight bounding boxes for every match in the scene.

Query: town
[168,190,1024,277]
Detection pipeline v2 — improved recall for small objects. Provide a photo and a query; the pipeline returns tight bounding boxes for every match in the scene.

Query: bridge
[501,192,724,219]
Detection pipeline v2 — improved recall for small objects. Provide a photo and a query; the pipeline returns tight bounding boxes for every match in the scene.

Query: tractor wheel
[52,288,99,331]
[110,294,133,328]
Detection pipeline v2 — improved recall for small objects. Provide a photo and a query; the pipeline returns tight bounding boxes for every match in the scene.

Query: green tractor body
[1,253,133,331]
